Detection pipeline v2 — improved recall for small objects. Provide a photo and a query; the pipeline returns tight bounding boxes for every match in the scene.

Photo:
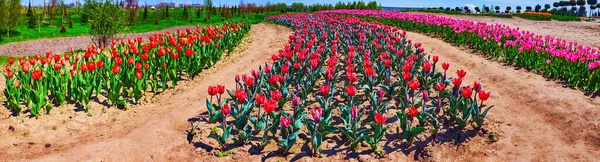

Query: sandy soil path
[424,13,600,47]
[0,26,196,57]
[0,23,292,161]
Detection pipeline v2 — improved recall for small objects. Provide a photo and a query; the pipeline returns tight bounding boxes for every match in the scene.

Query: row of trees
[427,0,599,18]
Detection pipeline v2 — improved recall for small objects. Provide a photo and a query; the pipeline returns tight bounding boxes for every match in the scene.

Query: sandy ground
[426,13,600,47]
[1,22,600,161]
[0,26,196,57]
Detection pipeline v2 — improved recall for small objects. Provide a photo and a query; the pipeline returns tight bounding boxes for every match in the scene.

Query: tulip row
[321,10,600,92]
[3,20,255,117]
[203,13,493,156]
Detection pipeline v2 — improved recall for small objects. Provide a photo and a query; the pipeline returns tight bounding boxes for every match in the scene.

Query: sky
[26,0,562,8]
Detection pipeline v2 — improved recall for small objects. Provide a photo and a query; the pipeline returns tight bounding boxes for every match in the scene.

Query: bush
[60,25,67,33]
[154,16,159,25]
[551,15,581,21]
[514,13,551,21]
[68,20,73,28]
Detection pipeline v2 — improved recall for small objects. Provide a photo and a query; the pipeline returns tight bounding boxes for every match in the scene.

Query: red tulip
[384,59,392,67]
[234,88,247,103]
[319,85,330,96]
[408,106,418,117]
[87,62,96,72]
[432,55,439,63]
[255,94,266,105]
[29,59,36,65]
[435,82,446,92]
[8,57,14,64]
[351,106,358,118]
[271,90,282,101]
[456,70,467,78]
[208,86,217,96]
[80,64,88,73]
[243,76,254,86]
[171,52,179,59]
[141,53,149,61]
[127,57,134,65]
[221,104,231,116]
[408,80,420,91]
[263,99,277,113]
[53,64,61,71]
[347,73,358,83]
[112,65,120,74]
[345,85,356,97]
[115,57,123,65]
[185,49,194,57]
[442,62,450,70]
[311,107,322,123]
[452,78,462,86]
[158,48,166,56]
[5,65,11,71]
[6,71,13,79]
[135,62,142,71]
[473,81,481,92]
[216,85,225,94]
[374,112,386,125]
[461,86,472,98]
[32,69,42,81]
[402,71,412,81]
[22,65,29,73]
[96,60,104,69]
[280,116,291,128]
[365,67,375,76]
[479,90,491,101]
[135,71,143,79]
[281,64,289,73]
[423,62,432,72]
[144,63,149,70]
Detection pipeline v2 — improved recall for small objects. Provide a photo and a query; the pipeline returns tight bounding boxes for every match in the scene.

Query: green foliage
[27,3,37,28]
[143,6,148,20]
[84,0,124,46]
[182,6,189,20]
[513,14,552,21]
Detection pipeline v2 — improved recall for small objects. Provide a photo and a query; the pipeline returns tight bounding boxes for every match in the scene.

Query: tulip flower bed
[2,21,253,118]
[202,13,494,157]
[322,10,600,92]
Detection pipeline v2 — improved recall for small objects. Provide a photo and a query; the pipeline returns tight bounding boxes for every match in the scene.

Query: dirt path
[406,31,600,161]
[422,12,600,47]
[0,23,292,161]
[0,26,196,57]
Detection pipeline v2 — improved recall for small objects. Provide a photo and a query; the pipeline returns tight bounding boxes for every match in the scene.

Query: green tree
[28,3,37,28]
[0,0,6,39]
[196,7,201,18]
[204,0,213,18]
[84,0,124,46]
[165,5,170,18]
[143,6,148,20]
[6,0,21,36]
[182,6,189,20]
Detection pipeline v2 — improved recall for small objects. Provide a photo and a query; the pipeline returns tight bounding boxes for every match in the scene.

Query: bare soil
[425,13,600,47]
[0,26,196,57]
[1,23,600,161]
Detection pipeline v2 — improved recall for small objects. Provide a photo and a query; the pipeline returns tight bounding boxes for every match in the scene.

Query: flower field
[323,10,600,92]
[2,20,254,117]
[3,7,600,161]
[202,13,494,156]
